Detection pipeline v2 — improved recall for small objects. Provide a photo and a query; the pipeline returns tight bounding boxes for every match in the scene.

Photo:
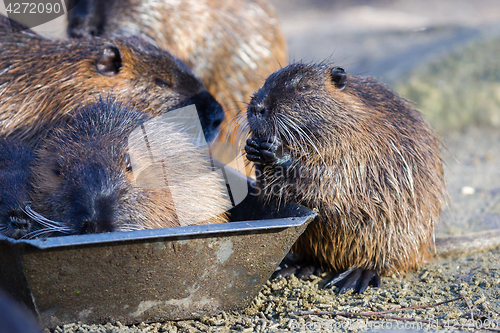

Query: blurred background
[1,0,499,236]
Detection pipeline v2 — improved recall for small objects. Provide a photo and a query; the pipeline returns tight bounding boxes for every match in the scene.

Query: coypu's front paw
[324,268,381,294]
[245,135,282,164]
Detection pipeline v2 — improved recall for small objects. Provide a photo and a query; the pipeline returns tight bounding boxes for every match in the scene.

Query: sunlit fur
[30,98,229,237]
[0,15,223,144]
[66,0,287,162]
[247,62,446,275]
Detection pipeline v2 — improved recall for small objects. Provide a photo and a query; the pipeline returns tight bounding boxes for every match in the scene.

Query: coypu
[0,14,224,144]
[0,137,35,239]
[66,0,288,161]
[245,63,446,293]
[30,98,230,236]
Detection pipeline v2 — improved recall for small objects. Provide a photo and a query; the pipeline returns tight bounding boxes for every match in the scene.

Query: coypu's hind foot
[272,263,323,280]
[271,254,323,280]
[324,268,381,294]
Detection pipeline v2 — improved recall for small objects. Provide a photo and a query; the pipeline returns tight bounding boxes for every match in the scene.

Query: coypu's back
[67,0,287,160]
[246,63,446,279]
[31,98,230,236]
[0,14,224,144]
[0,137,34,239]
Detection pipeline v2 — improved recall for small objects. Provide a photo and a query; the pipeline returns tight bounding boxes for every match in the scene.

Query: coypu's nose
[249,103,266,116]
[79,195,116,234]
[187,90,225,143]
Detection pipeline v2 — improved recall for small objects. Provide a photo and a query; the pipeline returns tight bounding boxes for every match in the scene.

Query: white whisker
[23,206,72,235]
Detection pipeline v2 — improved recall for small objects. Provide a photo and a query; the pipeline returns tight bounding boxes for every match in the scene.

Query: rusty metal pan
[0,179,316,328]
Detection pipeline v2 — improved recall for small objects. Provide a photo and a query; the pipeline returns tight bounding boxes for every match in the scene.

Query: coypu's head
[247,63,348,148]
[0,139,34,239]
[0,18,225,143]
[30,98,180,236]
[30,97,229,237]
[89,38,225,142]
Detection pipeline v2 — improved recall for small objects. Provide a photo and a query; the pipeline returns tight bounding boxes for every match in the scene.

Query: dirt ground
[5,0,499,332]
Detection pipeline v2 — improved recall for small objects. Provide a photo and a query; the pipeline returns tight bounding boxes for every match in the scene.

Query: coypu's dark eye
[124,153,132,172]
[330,66,347,91]
[155,77,173,88]
[298,84,311,92]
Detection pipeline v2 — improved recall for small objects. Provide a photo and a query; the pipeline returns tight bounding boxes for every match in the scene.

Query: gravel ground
[54,248,500,332]
[10,1,500,332]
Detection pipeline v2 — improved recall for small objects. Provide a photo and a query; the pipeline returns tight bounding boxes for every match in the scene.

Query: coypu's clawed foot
[271,254,323,280]
[245,136,289,165]
[1,210,33,239]
[272,264,323,280]
[324,268,380,294]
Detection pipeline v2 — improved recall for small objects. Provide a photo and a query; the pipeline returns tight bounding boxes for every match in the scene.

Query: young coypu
[31,98,230,236]
[0,137,35,239]
[0,15,224,144]
[66,0,287,160]
[245,63,446,293]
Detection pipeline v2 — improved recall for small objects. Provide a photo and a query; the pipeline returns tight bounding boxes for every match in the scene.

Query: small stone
[461,186,475,195]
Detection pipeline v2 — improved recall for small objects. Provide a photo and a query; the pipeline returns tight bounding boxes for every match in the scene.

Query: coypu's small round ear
[330,66,347,91]
[97,46,122,76]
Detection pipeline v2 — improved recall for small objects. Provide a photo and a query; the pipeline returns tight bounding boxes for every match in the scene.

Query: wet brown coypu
[30,98,230,237]
[66,0,287,161]
[245,63,446,293]
[0,137,35,239]
[0,14,224,144]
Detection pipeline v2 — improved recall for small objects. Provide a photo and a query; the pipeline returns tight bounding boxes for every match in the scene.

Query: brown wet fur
[67,0,287,160]
[0,15,223,144]
[31,98,229,236]
[247,63,446,276]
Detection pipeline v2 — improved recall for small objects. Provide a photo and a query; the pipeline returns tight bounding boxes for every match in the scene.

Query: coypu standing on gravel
[0,138,34,239]
[30,98,230,237]
[245,63,446,293]
[66,0,287,160]
[0,14,224,144]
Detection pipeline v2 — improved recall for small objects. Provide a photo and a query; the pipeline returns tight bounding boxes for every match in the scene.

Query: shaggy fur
[247,63,446,275]
[0,14,224,144]
[66,0,287,159]
[30,98,230,237]
[0,137,34,239]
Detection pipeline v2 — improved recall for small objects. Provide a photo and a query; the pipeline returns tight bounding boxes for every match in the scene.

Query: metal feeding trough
[0,168,316,328]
